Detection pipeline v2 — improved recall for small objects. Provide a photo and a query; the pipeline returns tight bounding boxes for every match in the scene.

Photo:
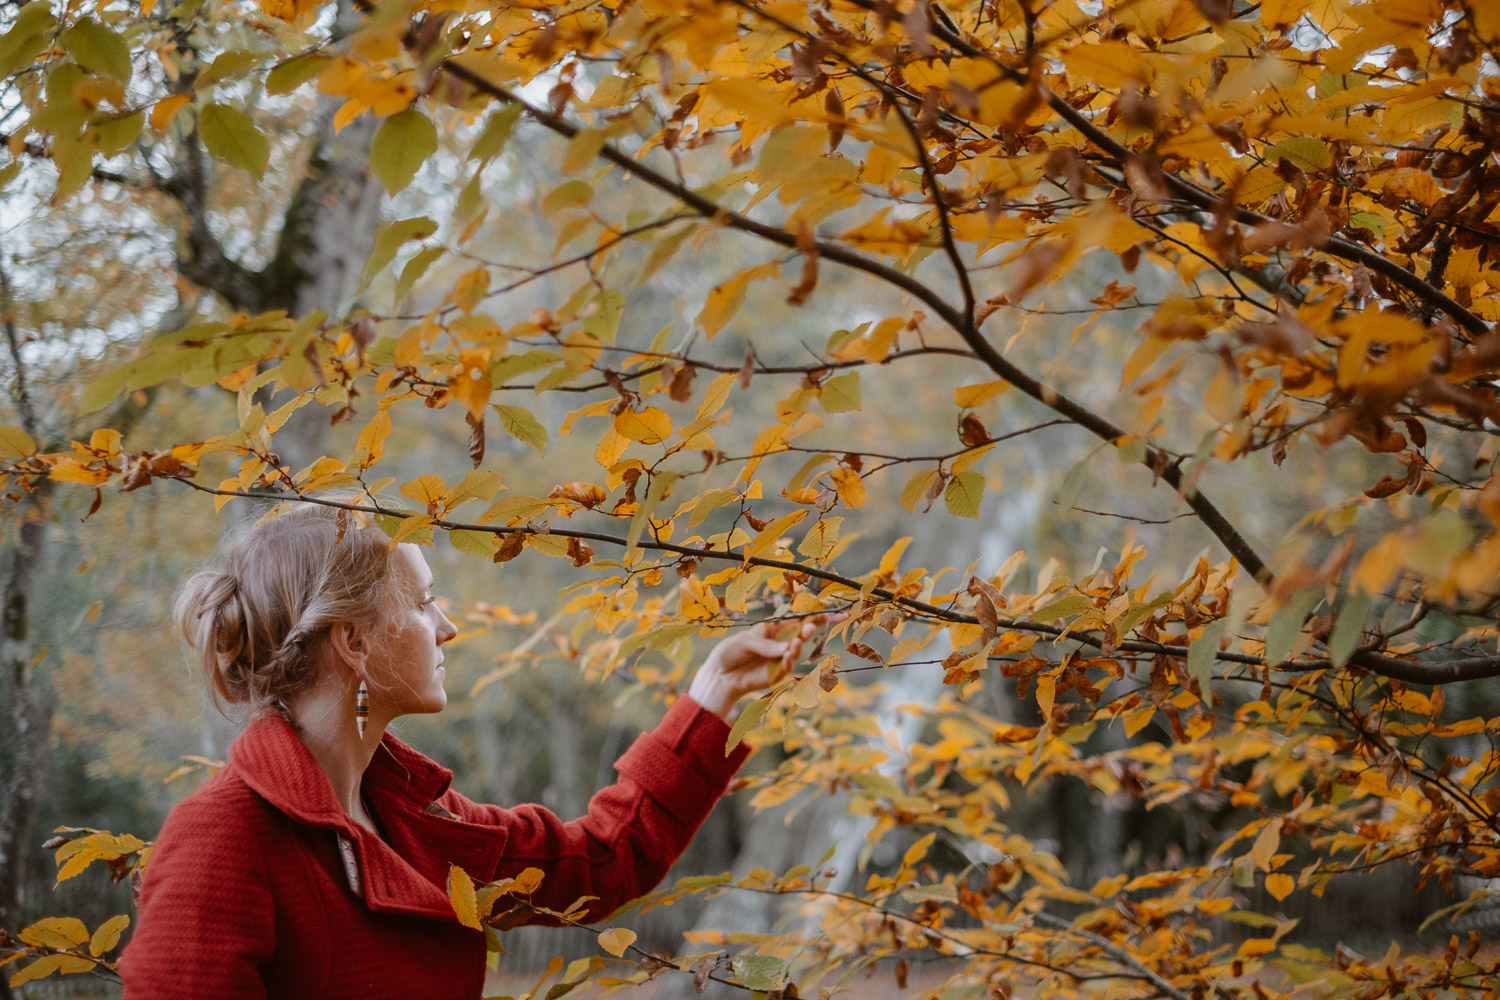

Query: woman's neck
[286,674,386,834]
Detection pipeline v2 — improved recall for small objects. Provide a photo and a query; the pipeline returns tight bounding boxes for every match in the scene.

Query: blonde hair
[174,501,407,718]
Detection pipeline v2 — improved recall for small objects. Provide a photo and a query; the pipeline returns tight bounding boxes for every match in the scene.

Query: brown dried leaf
[494,531,526,563]
[668,363,697,403]
[975,593,998,644]
[958,413,989,447]
[466,411,485,469]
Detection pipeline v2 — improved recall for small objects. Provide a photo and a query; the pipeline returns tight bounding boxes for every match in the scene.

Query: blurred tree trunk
[0,262,54,1000]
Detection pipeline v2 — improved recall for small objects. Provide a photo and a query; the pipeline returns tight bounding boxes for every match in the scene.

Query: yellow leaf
[449,866,481,930]
[1036,671,1056,718]
[355,409,392,467]
[1265,873,1294,901]
[743,510,808,560]
[1250,819,1281,872]
[697,372,736,419]
[149,93,191,131]
[830,468,865,508]
[902,833,935,869]
[20,916,89,949]
[9,953,94,987]
[614,407,672,444]
[400,475,448,508]
[447,348,492,420]
[89,915,129,956]
[679,577,720,621]
[259,0,319,20]
[48,460,108,485]
[953,380,1008,408]
[598,927,636,957]
[1060,40,1152,88]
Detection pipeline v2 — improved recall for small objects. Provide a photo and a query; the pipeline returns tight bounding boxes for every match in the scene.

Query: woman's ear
[327,621,369,675]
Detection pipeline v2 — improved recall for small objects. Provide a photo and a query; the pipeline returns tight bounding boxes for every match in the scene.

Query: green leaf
[490,349,558,385]
[944,470,984,519]
[362,216,438,288]
[371,109,437,196]
[1187,619,1225,699]
[725,693,773,755]
[266,53,331,95]
[1114,591,1172,638]
[1347,211,1387,239]
[1265,588,1321,667]
[61,18,131,83]
[900,469,941,513]
[900,883,958,904]
[730,954,784,991]
[94,111,143,156]
[1264,136,1330,171]
[819,371,861,413]
[626,470,675,555]
[0,425,37,457]
[395,246,444,304]
[471,103,522,162]
[581,289,625,345]
[637,224,693,284]
[449,529,500,559]
[1057,458,1088,512]
[493,404,547,454]
[1030,594,1092,623]
[674,872,732,891]
[0,2,57,79]
[1328,591,1372,668]
[541,180,592,214]
[197,49,262,87]
[199,103,269,178]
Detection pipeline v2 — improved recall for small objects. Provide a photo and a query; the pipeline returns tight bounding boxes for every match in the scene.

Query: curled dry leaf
[549,482,607,507]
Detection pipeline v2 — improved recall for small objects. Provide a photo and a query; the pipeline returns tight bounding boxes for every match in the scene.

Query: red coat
[120,696,751,999]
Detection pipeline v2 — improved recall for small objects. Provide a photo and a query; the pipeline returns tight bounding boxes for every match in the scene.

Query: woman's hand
[688,619,820,720]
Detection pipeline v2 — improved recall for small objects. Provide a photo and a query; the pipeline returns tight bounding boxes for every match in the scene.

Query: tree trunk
[0,261,53,1000]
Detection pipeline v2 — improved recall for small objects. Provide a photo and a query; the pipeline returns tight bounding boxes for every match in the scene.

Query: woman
[120,502,813,999]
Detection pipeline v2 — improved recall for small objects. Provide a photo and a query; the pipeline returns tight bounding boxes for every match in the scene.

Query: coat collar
[228,713,455,829]
[226,713,505,923]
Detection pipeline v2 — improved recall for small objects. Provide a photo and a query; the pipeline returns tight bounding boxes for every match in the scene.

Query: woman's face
[369,544,458,717]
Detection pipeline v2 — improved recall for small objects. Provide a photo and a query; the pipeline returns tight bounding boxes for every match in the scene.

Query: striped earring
[355,679,370,738]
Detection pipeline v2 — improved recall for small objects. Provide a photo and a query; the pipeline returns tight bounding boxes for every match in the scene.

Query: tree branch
[160,132,267,311]
[163,483,1500,683]
[438,58,1275,589]
[914,0,1491,338]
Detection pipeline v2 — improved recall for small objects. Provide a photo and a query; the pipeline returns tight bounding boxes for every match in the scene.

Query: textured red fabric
[120,696,751,999]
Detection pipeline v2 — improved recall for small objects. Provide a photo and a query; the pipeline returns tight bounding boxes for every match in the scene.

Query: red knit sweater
[120,696,751,999]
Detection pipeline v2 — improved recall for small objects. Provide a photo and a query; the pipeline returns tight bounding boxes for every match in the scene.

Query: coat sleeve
[120,781,277,999]
[440,694,752,923]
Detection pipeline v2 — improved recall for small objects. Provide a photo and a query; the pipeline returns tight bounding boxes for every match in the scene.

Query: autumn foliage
[6,0,1500,995]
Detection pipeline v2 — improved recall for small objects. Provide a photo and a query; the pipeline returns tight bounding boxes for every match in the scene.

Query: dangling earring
[355,679,370,739]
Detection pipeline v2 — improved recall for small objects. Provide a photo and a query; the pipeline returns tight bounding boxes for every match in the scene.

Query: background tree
[5,0,1500,997]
